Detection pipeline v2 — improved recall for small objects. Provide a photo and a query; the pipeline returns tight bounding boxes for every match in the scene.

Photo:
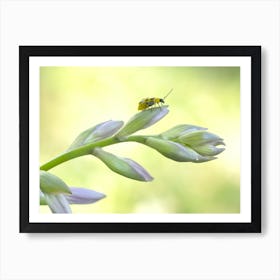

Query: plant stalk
[40,137,118,171]
[40,135,152,171]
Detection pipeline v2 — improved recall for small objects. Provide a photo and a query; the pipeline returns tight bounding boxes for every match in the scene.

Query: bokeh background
[40,66,240,213]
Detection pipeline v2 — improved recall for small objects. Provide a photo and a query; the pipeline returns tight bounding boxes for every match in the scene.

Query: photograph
[20,46,261,232]
[40,66,238,214]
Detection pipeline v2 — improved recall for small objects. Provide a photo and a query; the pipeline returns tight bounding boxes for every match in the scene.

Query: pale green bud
[116,106,169,139]
[68,120,124,150]
[40,191,46,205]
[145,137,214,162]
[160,124,206,140]
[40,170,72,195]
[43,193,72,213]
[178,131,225,147]
[40,171,72,213]
[192,144,225,157]
[92,147,153,181]
[177,130,225,157]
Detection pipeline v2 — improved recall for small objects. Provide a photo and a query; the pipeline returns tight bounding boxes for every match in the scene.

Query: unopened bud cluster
[40,105,225,213]
[40,171,105,213]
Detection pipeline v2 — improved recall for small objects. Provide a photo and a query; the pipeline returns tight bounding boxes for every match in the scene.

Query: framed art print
[19,46,261,233]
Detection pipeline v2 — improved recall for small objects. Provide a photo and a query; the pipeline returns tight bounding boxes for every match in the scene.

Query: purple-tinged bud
[40,187,106,206]
[178,131,224,147]
[145,137,215,162]
[65,187,106,204]
[116,106,169,139]
[40,170,72,195]
[177,130,225,157]
[43,193,72,214]
[92,148,153,181]
[160,124,207,140]
[68,120,124,150]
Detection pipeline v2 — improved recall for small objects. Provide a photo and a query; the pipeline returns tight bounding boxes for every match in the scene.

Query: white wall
[0,0,279,279]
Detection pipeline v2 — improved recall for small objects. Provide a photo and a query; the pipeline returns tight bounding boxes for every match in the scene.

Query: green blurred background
[40,66,240,214]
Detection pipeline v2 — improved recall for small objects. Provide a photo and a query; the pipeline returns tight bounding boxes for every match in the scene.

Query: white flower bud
[116,106,169,139]
[68,120,123,150]
[92,148,153,181]
[40,170,72,195]
[145,137,215,162]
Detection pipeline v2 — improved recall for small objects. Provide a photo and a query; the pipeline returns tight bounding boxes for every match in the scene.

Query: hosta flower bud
[40,170,72,195]
[145,137,214,162]
[40,188,106,205]
[65,187,106,204]
[92,147,153,181]
[40,171,72,213]
[116,106,169,139]
[43,193,72,214]
[193,144,225,157]
[160,124,206,140]
[178,131,224,147]
[68,120,124,150]
[177,130,225,157]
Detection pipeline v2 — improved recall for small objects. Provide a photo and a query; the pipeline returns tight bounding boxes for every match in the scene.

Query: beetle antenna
[163,88,173,100]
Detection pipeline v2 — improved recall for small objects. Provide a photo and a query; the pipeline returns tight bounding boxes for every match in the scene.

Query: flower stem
[40,134,154,171]
[40,137,119,171]
[126,135,148,144]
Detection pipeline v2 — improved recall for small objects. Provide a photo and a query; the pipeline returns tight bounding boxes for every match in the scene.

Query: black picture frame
[20,46,261,233]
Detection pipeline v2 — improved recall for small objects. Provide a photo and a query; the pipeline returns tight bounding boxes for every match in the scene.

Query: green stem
[40,137,119,171]
[126,135,148,144]
[40,134,154,171]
